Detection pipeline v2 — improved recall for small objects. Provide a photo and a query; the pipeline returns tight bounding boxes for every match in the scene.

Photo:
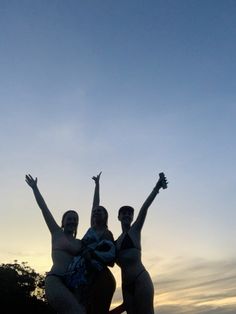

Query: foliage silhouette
[0,260,56,313]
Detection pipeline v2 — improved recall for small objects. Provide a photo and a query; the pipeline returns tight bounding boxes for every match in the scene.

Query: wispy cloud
[155,304,236,314]
[151,257,236,313]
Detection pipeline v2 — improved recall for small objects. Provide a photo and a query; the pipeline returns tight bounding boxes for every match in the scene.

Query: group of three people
[25,171,167,314]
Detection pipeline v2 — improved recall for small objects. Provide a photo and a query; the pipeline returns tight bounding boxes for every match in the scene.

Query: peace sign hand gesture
[92,171,102,185]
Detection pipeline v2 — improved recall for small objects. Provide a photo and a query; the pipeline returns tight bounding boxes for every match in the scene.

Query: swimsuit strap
[119,232,137,251]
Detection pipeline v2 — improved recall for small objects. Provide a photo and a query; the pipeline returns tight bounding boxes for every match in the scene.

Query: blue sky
[0,1,236,313]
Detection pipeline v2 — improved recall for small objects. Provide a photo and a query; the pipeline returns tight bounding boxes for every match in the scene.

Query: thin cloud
[151,257,236,313]
[155,304,236,314]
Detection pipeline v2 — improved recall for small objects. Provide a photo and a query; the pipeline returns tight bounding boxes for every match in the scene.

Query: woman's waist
[50,252,75,274]
[52,249,75,264]
[116,250,141,265]
[120,262,145,272]
[120,263,146,282]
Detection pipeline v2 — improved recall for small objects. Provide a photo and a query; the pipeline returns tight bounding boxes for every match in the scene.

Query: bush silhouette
[0,260,55,313]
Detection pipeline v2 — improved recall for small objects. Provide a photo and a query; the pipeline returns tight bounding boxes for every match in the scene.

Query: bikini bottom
[122,269,145,296]
[46,272,89,305]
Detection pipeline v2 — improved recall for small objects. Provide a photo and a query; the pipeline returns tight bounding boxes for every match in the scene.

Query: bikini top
[118,233,139,251]
[52,234,81,256]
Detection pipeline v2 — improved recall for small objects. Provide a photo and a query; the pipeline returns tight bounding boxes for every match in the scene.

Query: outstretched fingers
[25,174,37,187]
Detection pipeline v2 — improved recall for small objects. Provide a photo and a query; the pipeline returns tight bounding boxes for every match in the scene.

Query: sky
[0,0,236,313]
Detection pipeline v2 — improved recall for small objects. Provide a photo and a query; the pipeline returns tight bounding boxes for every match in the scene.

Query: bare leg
[87,268,116,314]
[45,275,85,314]
[122,270,154,314]
[122,283,135,314]
[134,270,154,314]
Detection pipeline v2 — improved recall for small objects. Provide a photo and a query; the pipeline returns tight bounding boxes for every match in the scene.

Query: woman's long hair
[91,205,108,229]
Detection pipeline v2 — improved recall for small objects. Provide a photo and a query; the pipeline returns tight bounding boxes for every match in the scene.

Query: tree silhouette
[0,260,55,313]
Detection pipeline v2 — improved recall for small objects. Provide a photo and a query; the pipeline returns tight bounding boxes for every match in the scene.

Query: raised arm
[91,171,102,210]
[133,172,168,231]
[25,174,60,234]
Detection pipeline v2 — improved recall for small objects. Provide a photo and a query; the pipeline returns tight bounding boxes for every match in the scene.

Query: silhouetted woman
[25,174,85,314]
[81,172,116,314]
[115,172,168,314]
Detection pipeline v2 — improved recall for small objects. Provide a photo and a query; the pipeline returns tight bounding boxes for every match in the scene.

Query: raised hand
[92,171,102,184]
[25,174,38,189]
[157,172,168,190]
